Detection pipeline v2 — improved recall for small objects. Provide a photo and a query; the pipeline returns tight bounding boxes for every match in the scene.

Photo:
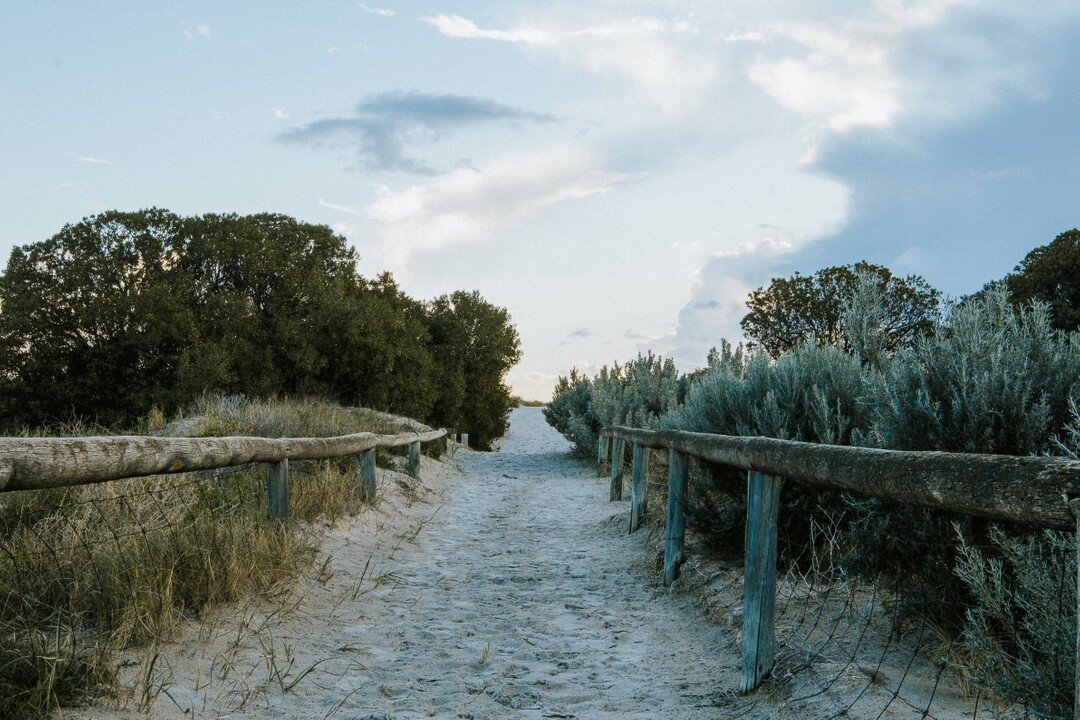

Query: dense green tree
[0,209,195,426]
[740,262,941,358]
[425,290,521,449]
[0,210,520,438]
[1004,228,1080,331]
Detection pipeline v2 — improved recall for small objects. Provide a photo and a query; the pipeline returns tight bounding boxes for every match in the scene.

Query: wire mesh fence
[0,457,371,718]
[633,449,1071,720]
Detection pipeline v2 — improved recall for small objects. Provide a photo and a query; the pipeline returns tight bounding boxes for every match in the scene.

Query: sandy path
[71,406,744,719]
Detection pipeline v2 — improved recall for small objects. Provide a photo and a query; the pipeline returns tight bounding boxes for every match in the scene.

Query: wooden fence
[597,426,1080,711]
[0,427,452,519]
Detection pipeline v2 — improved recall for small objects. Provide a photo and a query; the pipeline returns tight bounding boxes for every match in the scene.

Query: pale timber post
[663,448,688,585]
[629,443,649,532]
[741,470,783,693]
[407,440,421,478]
[609,436,625,501]
[1071,498,1080,720]
[267,459,289,520]
[439,431,449,453]
[460,433,469,448]
[359,448,377,503]
[598,435,611,477]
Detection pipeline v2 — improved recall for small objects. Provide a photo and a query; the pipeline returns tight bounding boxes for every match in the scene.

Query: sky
[1,1,1078,400]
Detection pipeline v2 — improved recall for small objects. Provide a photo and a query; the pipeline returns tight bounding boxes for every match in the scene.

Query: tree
[0,210,521,437]
[1004,229,1080,332]
[425,291,521,450]
[740,262,941,358]
[0,209,196,427]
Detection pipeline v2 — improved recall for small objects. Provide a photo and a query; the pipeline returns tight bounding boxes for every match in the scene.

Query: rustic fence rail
[0,427,450,519]
[598,425,1080,713]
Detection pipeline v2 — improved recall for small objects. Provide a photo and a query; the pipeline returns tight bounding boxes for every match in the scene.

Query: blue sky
[1,1,1078,400]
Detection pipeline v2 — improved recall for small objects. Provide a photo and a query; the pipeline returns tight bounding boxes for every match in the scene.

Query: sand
[64,407,989,720]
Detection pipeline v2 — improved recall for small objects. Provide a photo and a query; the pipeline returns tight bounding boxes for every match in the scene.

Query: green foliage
[868,288,1080,455]
[1005,228,1080,332]
[740,261,941,358]
[426,290,522,450]
[949,403,1080,717]
[0,210,520,443]
[547,279,1078,716]
[953,527,1074,716]
[0,396,409,719]
[543,369,599,458]
[591,352,680,429]
[674,343,869,444]
[544,353,680,457]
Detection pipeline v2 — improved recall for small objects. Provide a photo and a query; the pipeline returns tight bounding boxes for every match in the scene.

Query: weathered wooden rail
[0,427,453,519]
[597,426,1080,709]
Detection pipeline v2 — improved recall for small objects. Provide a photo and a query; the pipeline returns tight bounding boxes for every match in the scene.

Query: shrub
[544,353,681,457]
[868,288,1080,455]
[543,370,598,457]
[0,396,426,718]
[669,342,871,546]
[949,403,1079,717]
[591,353,680,430]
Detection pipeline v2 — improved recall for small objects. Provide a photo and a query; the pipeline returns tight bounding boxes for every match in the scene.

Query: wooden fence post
[359,448,377,504]
[460,433,469,448]
[630,443,650,533]
[663,449,688,585]
[439,431,449,453]
[597,435,611,478]
[267,459,289,520]
[609,436,625,501]
[1070,498,1080,720]
[407,440,421,478]
[741,470,783,693]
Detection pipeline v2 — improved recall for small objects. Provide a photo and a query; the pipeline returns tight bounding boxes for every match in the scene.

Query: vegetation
[1004,228,1080,332]
[0,396,428,718]
[510,396,547,407]
[543,353,681,458]
[546,240,1080,716]
[0,210,520,449]
[740,262,941,357]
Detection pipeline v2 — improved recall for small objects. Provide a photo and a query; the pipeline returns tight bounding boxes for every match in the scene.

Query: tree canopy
[0,209,520,448]
[1004,228,1080,332]
[740,262,941,358]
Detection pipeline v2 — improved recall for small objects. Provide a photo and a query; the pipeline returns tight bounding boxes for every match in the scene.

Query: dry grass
[0,395,434,719]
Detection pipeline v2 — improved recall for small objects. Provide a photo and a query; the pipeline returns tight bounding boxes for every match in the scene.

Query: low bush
[544,353,680,457]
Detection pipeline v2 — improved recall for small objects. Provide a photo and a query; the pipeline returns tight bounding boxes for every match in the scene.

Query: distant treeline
[0,209,521,449]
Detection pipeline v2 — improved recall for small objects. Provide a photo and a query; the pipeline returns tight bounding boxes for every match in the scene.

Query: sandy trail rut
[78,407,738,719]
[328,407,735,719]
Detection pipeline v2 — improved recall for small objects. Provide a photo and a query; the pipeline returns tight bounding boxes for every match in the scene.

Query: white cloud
[318,197,365,217]
[358,3,395,17]
[366,148,628,267]
[660,237,797,368]
[273,107,290,119]
[742,0,1046,145]
[722,31,769,44]
[422,14,551,42]
[421,13,715,115]
[183,22,211,41]
[421,13,696,44]
[64,153,114,165]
